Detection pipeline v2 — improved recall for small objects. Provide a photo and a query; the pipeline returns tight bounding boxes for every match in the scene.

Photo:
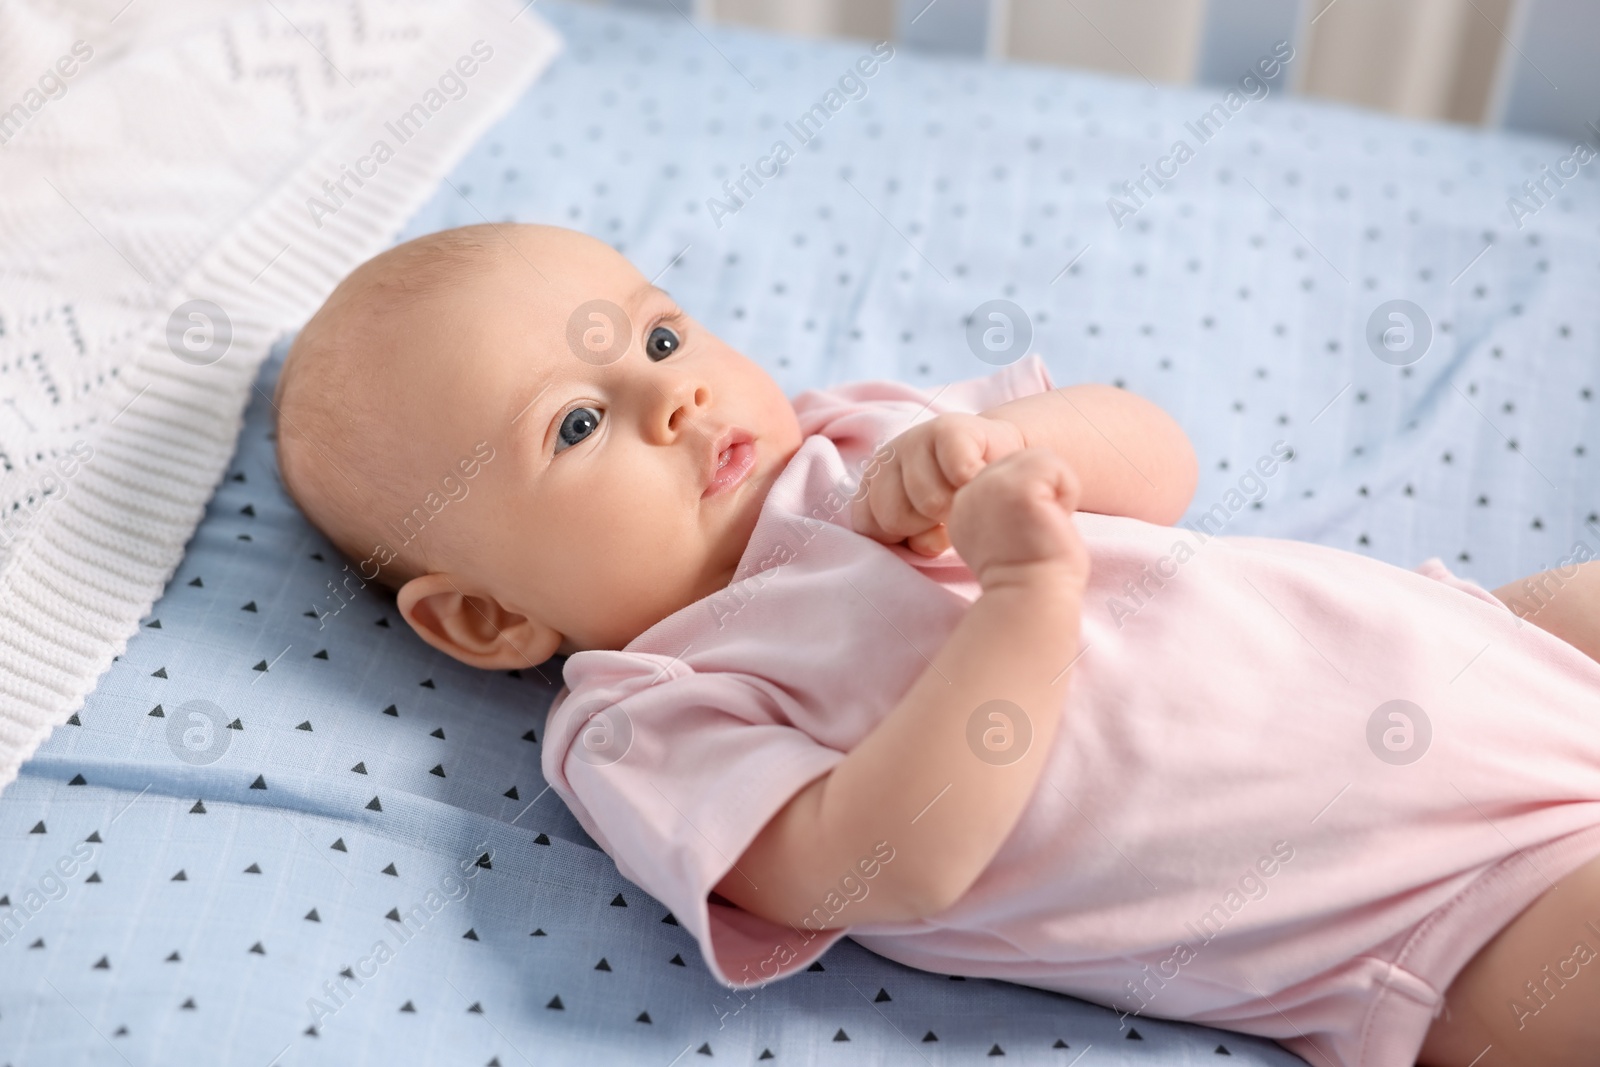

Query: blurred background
[595,0,1598,141]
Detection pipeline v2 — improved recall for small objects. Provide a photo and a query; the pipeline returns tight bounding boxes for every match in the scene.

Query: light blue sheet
[4,1,1597,1063]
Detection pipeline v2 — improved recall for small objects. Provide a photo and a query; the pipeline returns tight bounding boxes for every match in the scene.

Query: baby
[276,223,1600,1067]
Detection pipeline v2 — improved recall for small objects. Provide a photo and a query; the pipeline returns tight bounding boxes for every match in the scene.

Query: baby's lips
[701,425,755,497]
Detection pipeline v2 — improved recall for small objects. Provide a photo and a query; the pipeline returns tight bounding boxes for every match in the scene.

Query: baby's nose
[653,378,711,440]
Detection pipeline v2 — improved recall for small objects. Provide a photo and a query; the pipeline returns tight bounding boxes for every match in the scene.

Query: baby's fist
[851,413,1025,555]
[946,448,1090,595]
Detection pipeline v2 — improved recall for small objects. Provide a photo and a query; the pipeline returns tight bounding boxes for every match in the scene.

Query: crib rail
[587,0,1598,143]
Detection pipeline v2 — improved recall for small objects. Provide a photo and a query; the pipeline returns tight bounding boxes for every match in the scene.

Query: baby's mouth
[704,429,756,498]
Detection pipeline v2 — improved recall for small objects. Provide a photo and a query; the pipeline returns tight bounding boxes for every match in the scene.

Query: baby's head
[275,224,802,665]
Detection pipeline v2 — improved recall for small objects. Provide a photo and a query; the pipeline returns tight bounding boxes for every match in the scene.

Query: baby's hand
[851,413,1025,556]
[946,448,1090,595]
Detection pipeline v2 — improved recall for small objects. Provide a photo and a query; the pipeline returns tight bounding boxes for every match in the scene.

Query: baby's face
[391,229,802,661]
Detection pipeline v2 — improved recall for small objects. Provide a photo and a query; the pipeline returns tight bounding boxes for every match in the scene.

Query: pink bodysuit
[541,356,1600,1066]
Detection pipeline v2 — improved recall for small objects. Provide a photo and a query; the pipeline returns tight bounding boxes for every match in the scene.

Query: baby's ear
[396,573,561,670]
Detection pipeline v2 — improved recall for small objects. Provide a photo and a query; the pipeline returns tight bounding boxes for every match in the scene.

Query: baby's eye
[645,325,680,362]
[555,406,602,453]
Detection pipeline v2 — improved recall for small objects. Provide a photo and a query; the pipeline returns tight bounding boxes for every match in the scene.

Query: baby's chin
[575,514,768,655]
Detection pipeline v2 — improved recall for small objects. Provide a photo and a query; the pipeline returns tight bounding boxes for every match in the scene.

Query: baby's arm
[713,448,1089,928]
[982,384,1198,526]
[851,384,1198,557]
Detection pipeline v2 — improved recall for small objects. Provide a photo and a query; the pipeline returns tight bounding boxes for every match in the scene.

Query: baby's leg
[1418,853,1600,1066]
[1417,560,1600,1063]
[1491,561,1600,664]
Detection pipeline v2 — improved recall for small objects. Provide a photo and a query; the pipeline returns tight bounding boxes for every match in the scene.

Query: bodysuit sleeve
[541,649,851,991]
[789,353,1056,468]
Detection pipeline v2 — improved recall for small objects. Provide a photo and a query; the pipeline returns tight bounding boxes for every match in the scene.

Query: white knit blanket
[0,0,560,792]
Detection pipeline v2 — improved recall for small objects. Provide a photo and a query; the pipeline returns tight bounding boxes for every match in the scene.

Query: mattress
[3,1,1596,1063]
